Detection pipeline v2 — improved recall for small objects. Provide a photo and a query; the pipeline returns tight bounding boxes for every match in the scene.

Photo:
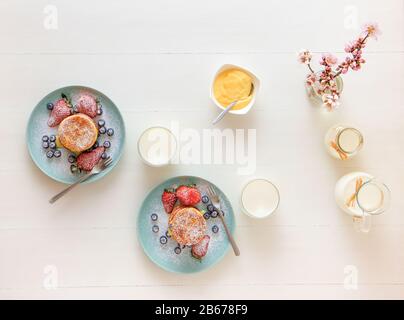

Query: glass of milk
[137,127,177,167]
[335,172,391,233]
[241,179,280,219]
[325,125,364,160]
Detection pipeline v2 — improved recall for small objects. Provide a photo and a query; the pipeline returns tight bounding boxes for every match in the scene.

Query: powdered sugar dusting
[138,176,235,273]
[58,114,97,151]
[27,86,125,184]
[169,207,206,246]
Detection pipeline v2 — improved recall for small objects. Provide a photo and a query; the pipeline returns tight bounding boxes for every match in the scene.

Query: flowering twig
[298,23,381,111]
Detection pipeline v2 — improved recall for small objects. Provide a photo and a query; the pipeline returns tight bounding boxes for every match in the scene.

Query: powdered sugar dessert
[138,176,235,273]
[40,91,116,174]
[58,114,98,153]
[168,206,207,246]
[150,184,220,260]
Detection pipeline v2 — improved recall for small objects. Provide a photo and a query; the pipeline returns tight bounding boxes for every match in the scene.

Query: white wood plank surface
[0,0,403,299]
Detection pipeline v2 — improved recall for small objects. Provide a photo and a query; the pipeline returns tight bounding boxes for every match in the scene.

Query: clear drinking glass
[306,73,344,106]
[137,127,177,167]
[325,125,364,160]
[335,172,391,233]
[241,179,280,219]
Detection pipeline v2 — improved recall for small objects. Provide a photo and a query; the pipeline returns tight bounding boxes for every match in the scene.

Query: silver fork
[207,185,240,256]
[49,157,113,204]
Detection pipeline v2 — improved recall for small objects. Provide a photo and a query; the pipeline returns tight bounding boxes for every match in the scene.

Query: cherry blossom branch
[298,22,381,111]
[307,63,315,74]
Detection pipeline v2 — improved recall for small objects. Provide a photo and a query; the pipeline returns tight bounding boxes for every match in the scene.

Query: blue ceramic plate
[137,176,236,274]
[26,86,125,184]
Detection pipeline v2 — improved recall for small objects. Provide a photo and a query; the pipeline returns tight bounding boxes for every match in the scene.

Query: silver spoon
[212,84,254,125]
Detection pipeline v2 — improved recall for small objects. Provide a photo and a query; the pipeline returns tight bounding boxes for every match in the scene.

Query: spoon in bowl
[212,84,254,125]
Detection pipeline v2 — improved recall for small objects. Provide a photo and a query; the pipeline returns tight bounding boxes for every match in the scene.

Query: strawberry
[162,189,177,214]
[192,235,210,260]
[77,146,105,171]
[47,99,71,127]
[176,185,201,206]
[76,94,97,118]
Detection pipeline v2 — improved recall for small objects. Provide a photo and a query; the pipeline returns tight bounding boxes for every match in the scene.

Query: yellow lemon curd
[213,68,253,110]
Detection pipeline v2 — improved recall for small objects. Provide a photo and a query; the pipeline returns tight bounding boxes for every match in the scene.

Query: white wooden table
[0,0,403,300]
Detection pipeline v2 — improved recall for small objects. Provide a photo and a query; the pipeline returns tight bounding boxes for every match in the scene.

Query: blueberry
[98,120,105,127]
[203,212,210,220]
[70,164,78,173]
[97,107,103,115]
[107,128,114,136]
[49,142,56,149]
[174,247,182,255]
[152,225,159,233]
[211,210,218,218]
[165,230,171,238]
[160,236,168,245]
[42,135,49,142]
[99,127,106,134]
[50,135,56,142]
[207,204,214,212]
[103,141,111,149]
[42,141,49,149]
[212,225,219,234]
[54,150,61,158]
[151,213,158,221]
[46,150,54,158]
[46,103,54,110]
[202,195,209,204]
[68,155,76,164]
[101,152,108,160]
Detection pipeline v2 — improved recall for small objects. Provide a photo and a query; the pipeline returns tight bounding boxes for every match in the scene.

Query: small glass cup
[325,125,364,160]
[335,172,391,233]
[306,72,344,107]
[241,179,280,219]
[137,127,177,167]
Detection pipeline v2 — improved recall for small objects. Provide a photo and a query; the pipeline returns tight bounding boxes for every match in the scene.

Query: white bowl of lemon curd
[211,64,260,115]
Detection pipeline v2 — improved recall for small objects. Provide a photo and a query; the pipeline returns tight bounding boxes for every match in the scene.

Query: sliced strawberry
[192,235,210,260]
[162,189,177,214]
[76,94,97,118]
[47,99,71,127]
[176,185,201,206]
[77,147,105,171]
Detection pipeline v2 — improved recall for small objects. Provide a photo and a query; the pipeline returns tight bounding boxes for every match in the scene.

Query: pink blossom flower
[306,73,317,86]
[301,23,380,110]
[298,49,312,65]
[321,53,338,66]
[344,41,355,53]
[337,59,350,74]
[322,93,340,111]
[362,22,381,40]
